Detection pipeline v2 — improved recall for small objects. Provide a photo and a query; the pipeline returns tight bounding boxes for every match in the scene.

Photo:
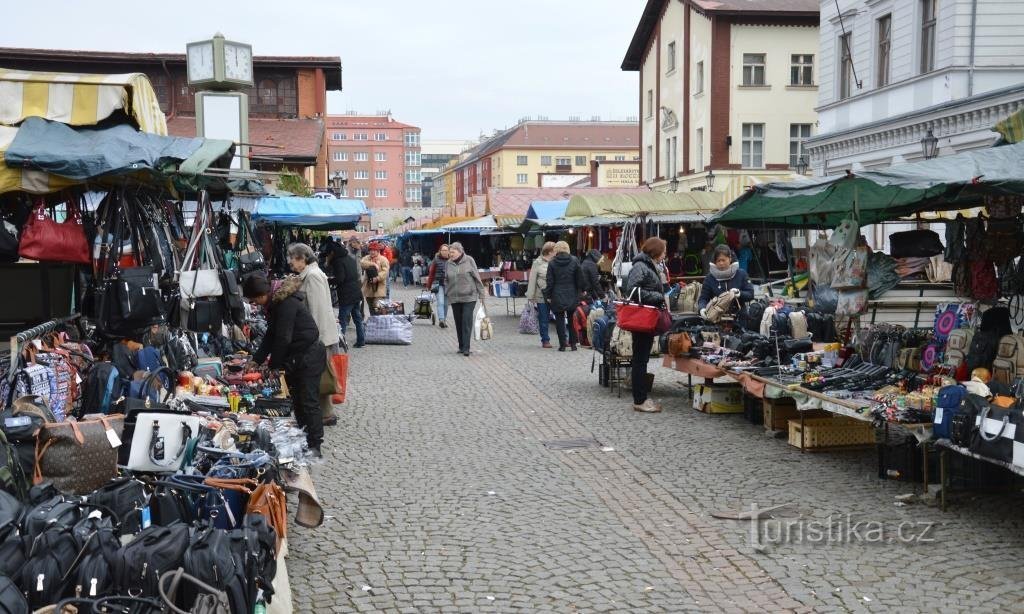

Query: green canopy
[711,142,1024,228]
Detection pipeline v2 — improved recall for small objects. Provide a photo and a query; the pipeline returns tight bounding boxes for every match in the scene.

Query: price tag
[31,339,42,350]
[75,373,83,385]
[140,506,151,530]
[935,407,943,424]
[105,428,122,448]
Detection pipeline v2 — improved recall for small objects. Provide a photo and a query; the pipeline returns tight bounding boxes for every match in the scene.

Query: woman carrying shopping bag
[445,242,486,356]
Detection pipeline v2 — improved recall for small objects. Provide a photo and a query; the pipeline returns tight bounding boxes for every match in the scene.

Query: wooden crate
[788,417,875,450]
[763,398,828,431]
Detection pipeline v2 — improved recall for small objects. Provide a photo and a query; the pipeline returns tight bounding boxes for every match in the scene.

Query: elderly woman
[288,243,341,426]
[544,241,584,351]
[360,243,390,315]
[445,242,486,356]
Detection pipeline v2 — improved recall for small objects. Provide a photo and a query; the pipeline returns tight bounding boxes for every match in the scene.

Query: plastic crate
[788,417,875,449]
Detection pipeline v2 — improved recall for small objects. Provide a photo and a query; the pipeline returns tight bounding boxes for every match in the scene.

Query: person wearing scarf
[697,244,755,317]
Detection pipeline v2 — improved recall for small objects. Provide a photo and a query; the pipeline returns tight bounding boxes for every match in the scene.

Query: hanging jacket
[581,250,602,300]
[253,277,320,370]
[544,252,585,312]
[623,253,666,307]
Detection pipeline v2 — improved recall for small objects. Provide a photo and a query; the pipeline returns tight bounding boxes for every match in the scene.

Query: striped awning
[0,69,167,135]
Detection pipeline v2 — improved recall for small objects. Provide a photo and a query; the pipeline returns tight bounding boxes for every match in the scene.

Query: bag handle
[978,406,1010,442]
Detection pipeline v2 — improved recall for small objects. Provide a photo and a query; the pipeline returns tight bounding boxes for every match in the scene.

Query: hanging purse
[18,197,91,264]
[177,195,225,333]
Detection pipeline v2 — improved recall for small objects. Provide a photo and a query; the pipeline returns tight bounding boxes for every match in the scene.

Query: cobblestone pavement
[288,289,1024,613]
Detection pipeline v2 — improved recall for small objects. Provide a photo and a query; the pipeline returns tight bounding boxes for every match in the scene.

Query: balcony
[555,164,573,174]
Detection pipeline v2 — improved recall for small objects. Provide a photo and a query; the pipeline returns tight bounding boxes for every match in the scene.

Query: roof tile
[167,116,324,161]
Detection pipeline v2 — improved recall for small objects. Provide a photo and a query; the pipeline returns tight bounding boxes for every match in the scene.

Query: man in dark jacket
[581,249,603,301]
[544,241,585,351]
[329,240,365,348]
[245,274,326,457]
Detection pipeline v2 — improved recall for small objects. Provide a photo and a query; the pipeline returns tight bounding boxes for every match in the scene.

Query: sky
[3,0,642,141]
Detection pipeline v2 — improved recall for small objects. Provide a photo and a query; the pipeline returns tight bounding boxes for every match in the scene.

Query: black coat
[253,277,321,370]
[581,250,602,300]
[697,267,755,310]
[544,252,585,311]
[623,254,666,306]
[329,243,362,306]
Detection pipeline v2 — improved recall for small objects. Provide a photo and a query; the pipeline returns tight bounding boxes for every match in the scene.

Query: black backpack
[81,362,120,416]
[183,527,250,614]
[0,574,28,614]
[966,330,1000,372]
[736,299,767,333]
[71,515,121,601]
[87,478,149,537]
[20,526,79,609]
[116,523,191,597]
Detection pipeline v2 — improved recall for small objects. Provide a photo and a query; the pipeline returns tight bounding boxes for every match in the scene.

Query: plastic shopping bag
[474,303,493,341]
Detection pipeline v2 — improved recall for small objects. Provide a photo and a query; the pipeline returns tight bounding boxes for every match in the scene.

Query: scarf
[710,262,739,281]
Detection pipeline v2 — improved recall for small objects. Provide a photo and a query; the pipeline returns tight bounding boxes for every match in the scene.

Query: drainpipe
[161,59,177,121]
[968,0,978,96]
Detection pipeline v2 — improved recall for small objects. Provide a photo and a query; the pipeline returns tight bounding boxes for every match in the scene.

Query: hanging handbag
[614,287,661,334]
[0,219,18,264]
[34,414,124,495]
[18,197,91,264]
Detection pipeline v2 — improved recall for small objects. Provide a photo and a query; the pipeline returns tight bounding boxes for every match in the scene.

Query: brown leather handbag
[667,332,693,357]
[246,481,287,551]
[35,414,124,495]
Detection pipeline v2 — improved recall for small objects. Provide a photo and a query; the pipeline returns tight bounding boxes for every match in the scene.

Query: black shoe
[571,345,578,351]
[438,321,447,328]
[353,342,366,348]
[462,350,471,356]
[308,447,323,459]
[558,346,567,352]
[322,416,338,427]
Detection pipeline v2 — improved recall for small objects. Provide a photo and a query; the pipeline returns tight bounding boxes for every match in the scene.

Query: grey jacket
[525,256,549,302]
[298,262,340,347]
[445,255,486,304]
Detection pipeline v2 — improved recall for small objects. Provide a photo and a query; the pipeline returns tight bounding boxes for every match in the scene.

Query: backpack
[610,326,633,357]
[586,308,605,349]
[0,574,28,614]
[135,346,163,373]
[736,299,766,333]
[20,525,79,609]
[991,334,1024,385]
[943,328,975,369]
[591,316,610,353]
[183,527,250,614]
[677,282,702,313]
[70,515,121,600]
[789,311,808,339]
[81,362,119,416]
[116,523,191,598]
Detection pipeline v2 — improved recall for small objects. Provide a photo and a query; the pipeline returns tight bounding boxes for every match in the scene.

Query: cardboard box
[693,384,743,414]
[763,397,827,431]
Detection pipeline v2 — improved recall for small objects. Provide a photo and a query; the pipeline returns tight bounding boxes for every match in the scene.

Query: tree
[277,172,312,196]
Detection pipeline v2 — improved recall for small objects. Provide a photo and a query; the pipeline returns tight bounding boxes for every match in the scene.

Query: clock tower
[186,33,252,169]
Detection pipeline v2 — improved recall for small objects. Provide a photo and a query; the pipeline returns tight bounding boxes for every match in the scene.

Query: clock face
[187,42,215,82]
[224,43,253,83]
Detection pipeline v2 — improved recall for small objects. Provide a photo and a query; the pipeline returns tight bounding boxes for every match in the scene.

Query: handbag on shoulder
[614,287,662,334]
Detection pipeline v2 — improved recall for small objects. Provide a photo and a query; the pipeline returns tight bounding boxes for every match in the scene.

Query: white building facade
[806,0,1024,175]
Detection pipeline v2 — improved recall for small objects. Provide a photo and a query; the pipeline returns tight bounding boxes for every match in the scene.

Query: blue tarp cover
[253,196,368,229]
[525,200,569,220]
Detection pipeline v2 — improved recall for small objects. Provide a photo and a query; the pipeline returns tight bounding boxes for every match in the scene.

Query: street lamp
[795,155,809,175]
[705,170,716,192]
[669,177,679,193]
[330,171,347,196]
[921,129,939,160]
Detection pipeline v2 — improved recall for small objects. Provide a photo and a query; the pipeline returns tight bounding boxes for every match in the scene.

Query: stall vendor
[697,244,755,316]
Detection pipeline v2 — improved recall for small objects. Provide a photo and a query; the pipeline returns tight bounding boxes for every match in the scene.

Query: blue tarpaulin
[525,200,569,220]
[252,196,367,229]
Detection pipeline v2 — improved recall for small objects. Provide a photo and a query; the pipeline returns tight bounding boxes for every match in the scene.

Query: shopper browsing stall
[623,237,669,413]
[697,244,755,317]
[244,273,326,458]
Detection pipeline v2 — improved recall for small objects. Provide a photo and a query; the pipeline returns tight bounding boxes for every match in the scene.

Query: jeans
[553,308,578,348]
[536,302,551,344]
[401,266,414,286]
[385,275,392,299]
[285,342,326,449]
[436,286,448,322]
[631,332,655,405]
[338,302,365,346]
[451,301,476,353]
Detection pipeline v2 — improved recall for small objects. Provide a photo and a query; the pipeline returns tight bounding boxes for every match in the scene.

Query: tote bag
[614,287,661,334]
[18,199,91,264]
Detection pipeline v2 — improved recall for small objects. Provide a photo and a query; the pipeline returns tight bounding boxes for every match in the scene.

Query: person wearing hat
[360,243,390,315]
[244,273,326,457]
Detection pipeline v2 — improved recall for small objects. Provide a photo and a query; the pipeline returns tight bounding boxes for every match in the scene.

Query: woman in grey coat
[288,243,341,425]
[445,242,486,356]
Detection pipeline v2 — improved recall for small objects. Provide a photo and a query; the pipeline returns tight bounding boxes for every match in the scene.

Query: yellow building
[431,120,640,213]
[622,0,819,204]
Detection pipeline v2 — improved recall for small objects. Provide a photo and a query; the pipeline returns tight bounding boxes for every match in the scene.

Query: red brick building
[0,47,341,187]
[325,114,421,209]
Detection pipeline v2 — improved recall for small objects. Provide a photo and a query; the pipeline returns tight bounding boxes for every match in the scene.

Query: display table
[935,439,1024,511]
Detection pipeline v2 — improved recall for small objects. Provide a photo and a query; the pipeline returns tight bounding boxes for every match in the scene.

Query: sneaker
[632,400,662,413]
[541,342,553,349]
[558,346,567,352]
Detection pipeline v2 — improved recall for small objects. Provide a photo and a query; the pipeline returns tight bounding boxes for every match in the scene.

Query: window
[664,138,671,178]
[695,128,704,171]
[331,132,346,141]
[694,61,704,94]
[332,151,347,161]
[354,188,369,198]
[375,152,387,162]
[555,157,571,166]
[789,124,812,168]
[354,152,368,162]
[354,170,369,180]
[257,79,277,106]
[354,133,368,141]
[790,55,814,86]
[646,89,653,118]
[614,155,626,161]
[405,187,421,202]
[375,170,388,180]
[404,133,420,146]
[404,151,421,165]
[540,156,552,166]
[877,15,892,87]
[374,132,387,141]
[666,41,676,73]
[741,123,765,168]
[594,155,607,162]
[920,0,936,73]
[646,146,653,180]
[375,188,388,198]
[839,33,854,100]
[516,155,528,165]
[516,173,528,184]
[575,155,586,166]
[405,170,421,182]
[742,53,766,86]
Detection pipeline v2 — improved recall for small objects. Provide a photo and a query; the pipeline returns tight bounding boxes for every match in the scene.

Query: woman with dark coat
[581,249,603,301]
[697,244,755,317]
[245,274,326,457]
[623,237,669,413]
[328,240,365,348]
[544,241,585,351]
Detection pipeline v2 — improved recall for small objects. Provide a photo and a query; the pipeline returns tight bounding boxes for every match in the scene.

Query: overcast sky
[4,0,641,141]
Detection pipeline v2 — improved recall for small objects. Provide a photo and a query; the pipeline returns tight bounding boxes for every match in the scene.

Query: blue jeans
[436,285,448,322]
[537,302,551,344]
[338,302,365,346]
[401,266,414,286]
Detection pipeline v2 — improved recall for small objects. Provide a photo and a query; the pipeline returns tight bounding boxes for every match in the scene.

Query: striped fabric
[0,69,166,134]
